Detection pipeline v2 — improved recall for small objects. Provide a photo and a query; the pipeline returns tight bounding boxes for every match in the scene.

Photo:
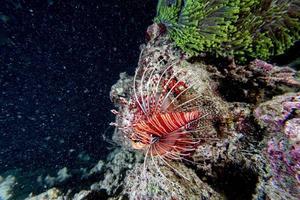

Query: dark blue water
[0,0,156,172]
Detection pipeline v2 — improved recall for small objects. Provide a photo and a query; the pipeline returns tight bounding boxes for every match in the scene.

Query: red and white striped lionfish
[110,60,210,180]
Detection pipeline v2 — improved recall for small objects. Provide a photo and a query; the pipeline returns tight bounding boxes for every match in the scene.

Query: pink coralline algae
[255,93,300,199]
[267,135,300,198]
[285,118,300,143]
[250,59,300,87]
[224,59,300,88]
[254,93,300,132]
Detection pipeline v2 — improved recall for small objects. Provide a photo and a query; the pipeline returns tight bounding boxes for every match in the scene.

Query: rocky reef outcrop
[107,23,300,200]
[255,92,300,200]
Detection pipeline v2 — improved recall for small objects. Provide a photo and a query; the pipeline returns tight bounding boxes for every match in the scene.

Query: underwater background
[0,0,299,199]
[0,0,155,198]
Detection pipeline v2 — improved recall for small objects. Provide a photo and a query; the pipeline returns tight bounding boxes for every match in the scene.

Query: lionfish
[111,60,208,179]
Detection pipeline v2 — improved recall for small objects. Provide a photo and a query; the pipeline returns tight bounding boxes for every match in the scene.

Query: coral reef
[255,92,300,200]
[224,59,300,88]
[26,188,107,200]
[120,161,224,200]
[89,148,143,196]
[255,92,300,132]
[211,58,300,103]
[109,23,258,200]
[155,0,300,62]
[108,21,300,199]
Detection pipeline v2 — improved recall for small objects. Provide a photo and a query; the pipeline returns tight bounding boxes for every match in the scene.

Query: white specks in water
[45,136,51,141]
[40,122,46,128]
[83,88,89,93]
[69,149,75,153]
[28,116,36,121]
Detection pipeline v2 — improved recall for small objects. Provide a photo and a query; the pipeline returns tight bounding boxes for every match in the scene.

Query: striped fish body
[133,111,201,141]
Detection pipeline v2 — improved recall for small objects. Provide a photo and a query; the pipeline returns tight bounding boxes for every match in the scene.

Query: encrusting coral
[155,0,300,62]
[254,93,300,200]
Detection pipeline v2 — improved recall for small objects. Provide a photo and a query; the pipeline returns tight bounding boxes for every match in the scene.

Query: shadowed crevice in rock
[199,163,259,200]
[218,79,261,103]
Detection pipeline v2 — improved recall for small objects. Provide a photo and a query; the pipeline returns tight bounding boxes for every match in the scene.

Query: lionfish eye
[132,139,140,143]
[151,136,160,144]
